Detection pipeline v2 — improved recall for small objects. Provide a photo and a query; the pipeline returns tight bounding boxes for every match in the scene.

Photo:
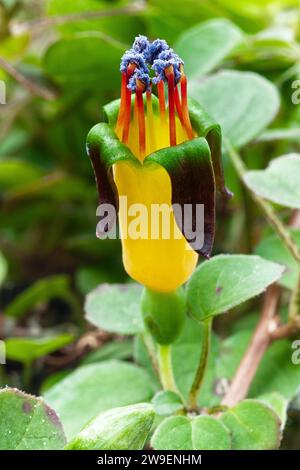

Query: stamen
[120,64,136,144]
[136,79,146,157]
[180,66,194,140]
[122,84,132,144]
[165,66,176,146]
[146,88,156,153]
[157,80,166,120]
[174,85,184,127]
[115,71,127,136]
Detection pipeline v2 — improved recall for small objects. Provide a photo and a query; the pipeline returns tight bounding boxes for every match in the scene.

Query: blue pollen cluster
[120,35,184,92]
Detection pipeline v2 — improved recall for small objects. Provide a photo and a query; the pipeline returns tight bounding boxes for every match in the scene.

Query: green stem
[157,344,178,392]
[142,330,159,377]
[188,318,212,410]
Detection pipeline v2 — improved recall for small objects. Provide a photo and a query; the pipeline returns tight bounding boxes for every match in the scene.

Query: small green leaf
[255,229,300,290]
[0,388,66,450]
[4,275,76,319]
[187,255,284,321]
[85,283,143,335]
[151,415,231,450]
[66,403,155,450]
[244,154,300,209]
[174,19,243,79]
[220,399,281,450]
[191,70,280,147]
[152,391,184,416]
[5,334,75,364]
[44,360,155,440]
[257,392,288,429]
[0,251,7,287]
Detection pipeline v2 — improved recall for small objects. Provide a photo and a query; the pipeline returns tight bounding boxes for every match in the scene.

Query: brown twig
[0,56,57,100]
[221,284,281,407]
[10,1,146,35]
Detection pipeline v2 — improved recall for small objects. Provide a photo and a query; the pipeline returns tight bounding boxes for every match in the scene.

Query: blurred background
[0,0,300,448]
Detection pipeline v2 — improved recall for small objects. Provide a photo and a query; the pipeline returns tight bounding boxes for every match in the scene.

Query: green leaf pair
[152,399,283,450]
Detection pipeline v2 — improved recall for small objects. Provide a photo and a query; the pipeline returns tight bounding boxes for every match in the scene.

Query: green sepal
[86,123,139,235]
[141,287,186,345]
[189,98,232,199]
[145,137,215,258]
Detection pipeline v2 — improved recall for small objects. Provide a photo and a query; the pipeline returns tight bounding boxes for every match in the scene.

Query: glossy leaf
[187,255,284,321]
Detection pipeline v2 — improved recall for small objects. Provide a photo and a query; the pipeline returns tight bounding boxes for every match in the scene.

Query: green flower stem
[225,139,300,321]
[188,317,212,410]
[157,344,178,393]
[142,331,159,376]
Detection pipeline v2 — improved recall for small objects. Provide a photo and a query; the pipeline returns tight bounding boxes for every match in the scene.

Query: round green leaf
[67,403,155,450]
[220,399,281,450]
[151,416,192,450]
[0,388,66,450]
[152,391,184,416]
[44,360,155,440]
[151,415,231,450]
[255,229,300,290]
[174,19,243,79]
[190,70,280,147]
[244,154,300,209]
[85,283,143,335]
[187,254,284,321]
